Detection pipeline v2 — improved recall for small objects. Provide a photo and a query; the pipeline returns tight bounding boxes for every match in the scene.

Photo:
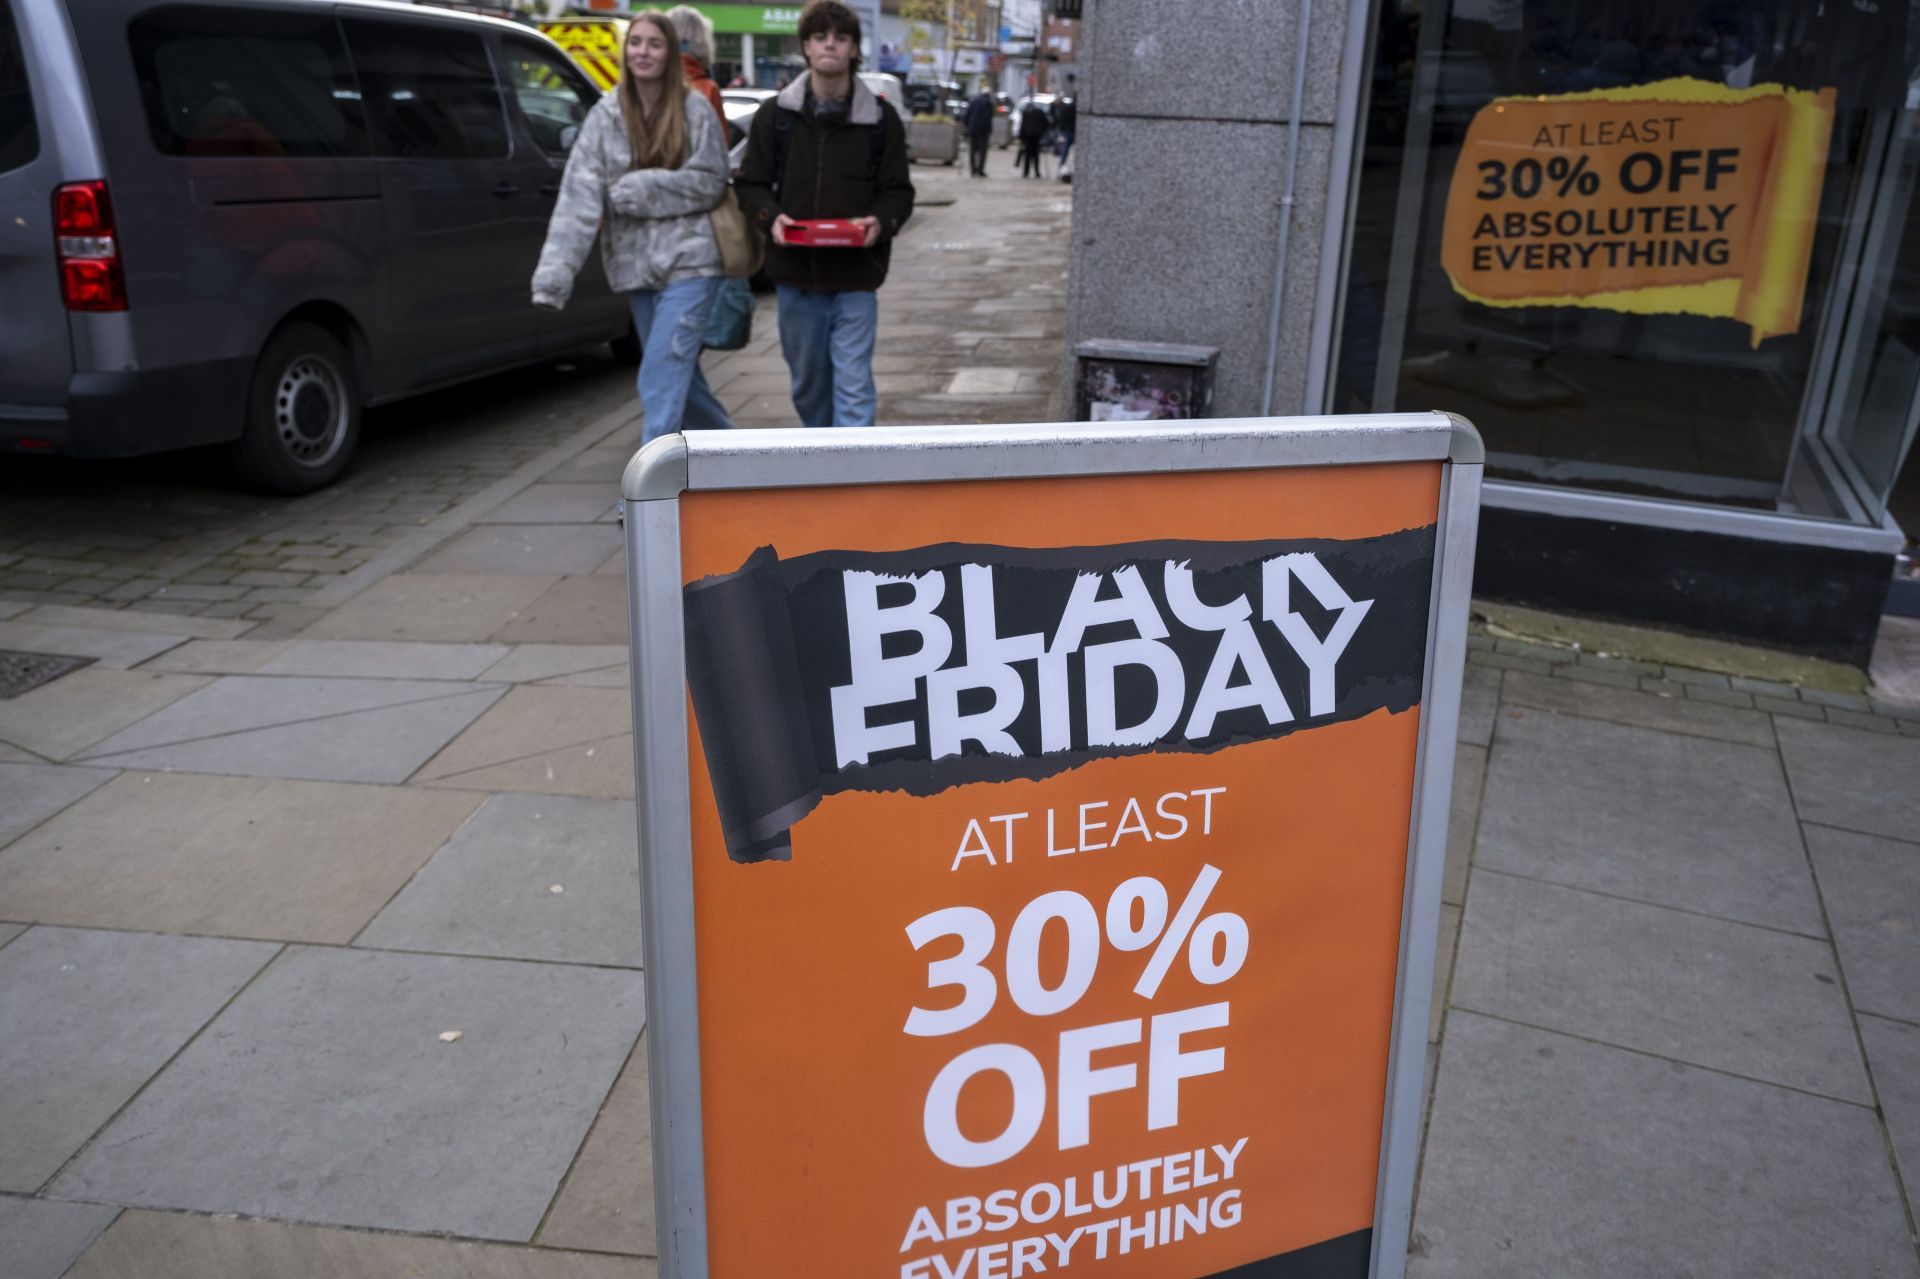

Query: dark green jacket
[735,76,915,293]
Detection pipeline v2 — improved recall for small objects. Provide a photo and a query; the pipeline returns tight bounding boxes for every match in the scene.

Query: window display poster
[1439,78,1838,346]
[675,462,1445,1277]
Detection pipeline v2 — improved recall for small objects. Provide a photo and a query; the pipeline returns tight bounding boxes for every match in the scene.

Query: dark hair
[797,0,863,73]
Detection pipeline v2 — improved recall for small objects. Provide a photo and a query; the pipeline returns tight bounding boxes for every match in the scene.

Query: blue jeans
[775,285,878,427]
[630,278,732,444]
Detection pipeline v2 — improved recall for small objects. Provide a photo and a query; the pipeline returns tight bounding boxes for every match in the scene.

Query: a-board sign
[622,415,1482,1279]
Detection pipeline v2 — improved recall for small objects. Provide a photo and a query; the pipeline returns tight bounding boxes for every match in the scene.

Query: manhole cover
[0,650,96,699]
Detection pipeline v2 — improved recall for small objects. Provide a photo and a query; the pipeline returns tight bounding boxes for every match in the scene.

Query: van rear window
[0,0,38,174]
[129,7,365,157]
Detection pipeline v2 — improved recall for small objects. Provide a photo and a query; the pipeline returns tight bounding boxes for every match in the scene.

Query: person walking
[531,10,735,445]
[962,80,994,177]
[667,5,726,124]
[1053,88,1076,180]
[1017,95,1050,178]
[735,0,914,428]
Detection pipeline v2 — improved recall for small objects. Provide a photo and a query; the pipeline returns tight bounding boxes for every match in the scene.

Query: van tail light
[53,181,127,312]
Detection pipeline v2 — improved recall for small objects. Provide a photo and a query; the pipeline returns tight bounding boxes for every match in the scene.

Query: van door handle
[492,181,520,198]
[539,181,561,197]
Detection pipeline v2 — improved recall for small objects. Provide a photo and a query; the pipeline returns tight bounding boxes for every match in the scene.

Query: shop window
[1336,0,1920,524]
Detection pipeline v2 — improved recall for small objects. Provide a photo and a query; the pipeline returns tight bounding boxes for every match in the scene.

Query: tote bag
[709,185,765,280]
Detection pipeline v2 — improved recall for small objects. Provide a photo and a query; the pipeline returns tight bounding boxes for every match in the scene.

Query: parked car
[721,86,776,112]
[0,0,630,494]
[857,70,907,115]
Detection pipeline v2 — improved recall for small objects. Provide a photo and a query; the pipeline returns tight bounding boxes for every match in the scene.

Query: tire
[610,323,642,365]
[228,323,361,495]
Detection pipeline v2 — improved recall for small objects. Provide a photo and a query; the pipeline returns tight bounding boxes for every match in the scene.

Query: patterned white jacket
[531,88,727,306]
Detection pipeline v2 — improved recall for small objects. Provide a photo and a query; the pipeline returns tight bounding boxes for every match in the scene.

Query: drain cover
[0,650,96,699]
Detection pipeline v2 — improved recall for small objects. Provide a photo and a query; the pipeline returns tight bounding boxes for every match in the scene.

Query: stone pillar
[1063,0,1354,419]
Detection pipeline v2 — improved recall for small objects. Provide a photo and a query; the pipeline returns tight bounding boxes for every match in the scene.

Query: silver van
[0,0,629,492]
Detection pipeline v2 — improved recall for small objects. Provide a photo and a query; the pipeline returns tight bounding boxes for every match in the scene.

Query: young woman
[531,10,734,442]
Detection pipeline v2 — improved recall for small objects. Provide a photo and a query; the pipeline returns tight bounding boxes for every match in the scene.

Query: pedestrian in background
[1017,96,1050,178]
[963,79,994,177]
[667,5,726,124]
[735,0,914,427]
[1053,85,1076,180]
[531,10,736,444]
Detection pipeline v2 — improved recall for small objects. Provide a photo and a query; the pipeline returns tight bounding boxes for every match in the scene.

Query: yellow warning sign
[1440,78,1837,346]
[540,20,626,92]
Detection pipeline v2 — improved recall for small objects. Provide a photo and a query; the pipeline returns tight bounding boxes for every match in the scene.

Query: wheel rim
[273,353,349,468]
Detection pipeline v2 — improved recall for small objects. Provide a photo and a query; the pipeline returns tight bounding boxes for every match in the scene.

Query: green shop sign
[676,4,801,35]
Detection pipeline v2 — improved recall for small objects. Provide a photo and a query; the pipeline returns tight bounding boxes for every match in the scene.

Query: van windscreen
[0,0,38,173]
[129,7,366,157]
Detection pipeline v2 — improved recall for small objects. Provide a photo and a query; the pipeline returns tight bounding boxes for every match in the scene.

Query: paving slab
[136,638,291,674]
[490,575,629,646]
[1453,871,1869,1101]
[14,605,251,640]
[0,773,481,943]
[256,639,511,680]
[0,1195,120,1279]
[0,623,186,670]
[1500,670,1775,746]
[0,922,23,948]
[479,644,629,684]
[594,546,626,576]
[1442,743,1483,907]
[415,685,633,797]
[0,762,114,847]
[0,601,28,620]
[0,669,211,761]
[543,445,641,486]
[540,1040,654,1257]
[302,574,558,643]
[358,793,642,966]
[55,946,646,1241]
[478,484,619,525]
[0,926,278,1192]
[1860,1014,1920,1219]
[1805,824,1920,1023]
[1456,663,1497,747]
[412,524,623,576]
[1411,1012,1919,1279]
[0,741,38,763]
[1778,718,1920,843]
[545,665,631,689]
[76,676,506,784]
[1477,708,1821,934]
[63,1208,653,1279]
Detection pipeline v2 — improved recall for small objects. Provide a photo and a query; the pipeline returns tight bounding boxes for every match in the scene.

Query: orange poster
[674,462,1444,1277]
[1439,78,1837,345]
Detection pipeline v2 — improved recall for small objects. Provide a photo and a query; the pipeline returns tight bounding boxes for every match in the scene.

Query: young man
[735,0,914,427]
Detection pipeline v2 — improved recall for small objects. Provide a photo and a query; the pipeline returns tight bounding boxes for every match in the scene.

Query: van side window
[501,41,594,159]
[127,7,364,157]
[343,21,508,161]
[0,0,37,174]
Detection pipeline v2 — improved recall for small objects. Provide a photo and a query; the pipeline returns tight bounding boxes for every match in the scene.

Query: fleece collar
[775,72,882,125]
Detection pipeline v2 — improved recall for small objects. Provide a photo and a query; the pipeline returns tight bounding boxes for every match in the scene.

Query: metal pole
[1259,0,1315,416]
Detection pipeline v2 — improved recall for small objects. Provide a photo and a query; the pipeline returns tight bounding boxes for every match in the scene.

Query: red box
[784,218,866,247]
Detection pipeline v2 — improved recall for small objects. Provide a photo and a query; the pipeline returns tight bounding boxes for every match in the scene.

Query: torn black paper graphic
[684,529,1436,862]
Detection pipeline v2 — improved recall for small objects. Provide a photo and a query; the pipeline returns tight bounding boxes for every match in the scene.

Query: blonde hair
[620,11,689,171]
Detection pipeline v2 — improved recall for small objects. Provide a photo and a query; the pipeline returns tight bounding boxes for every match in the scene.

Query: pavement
[0,160,1917,1278]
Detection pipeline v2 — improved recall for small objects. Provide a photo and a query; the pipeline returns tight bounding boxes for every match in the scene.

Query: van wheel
[230,323,360,494]
[610,324,642,365]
